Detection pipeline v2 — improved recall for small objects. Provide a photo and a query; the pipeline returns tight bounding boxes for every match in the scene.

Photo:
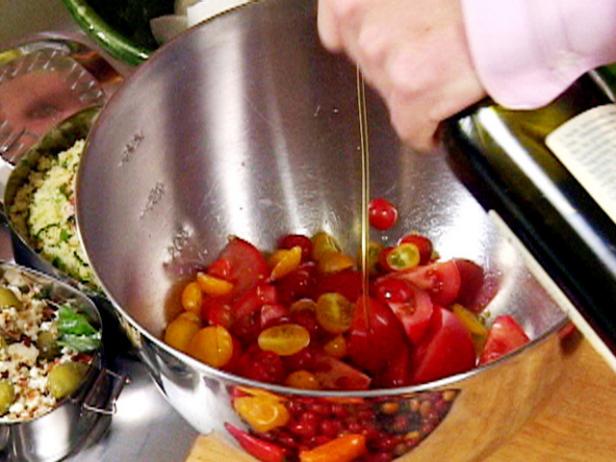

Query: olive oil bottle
[442,68,616,368]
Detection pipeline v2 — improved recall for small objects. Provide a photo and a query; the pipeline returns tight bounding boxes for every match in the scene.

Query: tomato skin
[374,344,411,388]
[368,198,398,230]
[219,237,269,297]
[278,234,313,262]
[410,306,476,384]
[390,260,461,306]
[347,297,407,374]
[238,344,286,384]
[453,259,485,309]
[399,234,433,264]
[388,286,434,345]
[479,315,530,365]
[260,303,290,329]
[377,247,395,272]
[207,258,232,280]
[314,270,363,303]
[373,277,413,304]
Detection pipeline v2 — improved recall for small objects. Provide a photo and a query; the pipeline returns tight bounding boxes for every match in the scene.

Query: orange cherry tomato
[311,231,341,261]
[258,323,310,356]
[386,243,420,271]
[317,252,355,274]
[323,335,347,358]
[269,246,302,281]
[187,326,234,367]
[181,281,202,315]
[233,395,290,433]
[164,315,200,353]
[316,293,353,334]
[299,434,367,462]
[284,370,320,390]
[196,272,234,296]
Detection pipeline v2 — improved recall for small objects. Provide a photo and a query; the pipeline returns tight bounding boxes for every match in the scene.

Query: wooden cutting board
[185,337,616,461]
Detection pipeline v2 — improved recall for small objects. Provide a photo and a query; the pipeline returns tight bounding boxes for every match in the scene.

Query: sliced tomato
[453,259,485,309]
[479,315,530,365]
[313,269,363,303]
[391,260,461,306]
[207,258,232,280]
[411,306,476,384]
[312,355,371,390]
[374,345,411,388]
[202,296,233,329]
[275,262,317,305]
[388,286,434,345]
[218,237,269,298]
[232,283,277,319]
[259,303,290,329]
[347,296,407,373]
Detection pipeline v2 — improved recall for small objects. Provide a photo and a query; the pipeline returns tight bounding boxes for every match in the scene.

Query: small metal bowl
[0,262,125,462]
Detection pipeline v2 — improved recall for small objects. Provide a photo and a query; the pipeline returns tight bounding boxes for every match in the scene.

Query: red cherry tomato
[275,262,317,305]
[399,234,433,264]
[260,303,290,329]
[278,234,313,262]
[312,355,371,390]
[373,277,413,304]
[218,237,269,297]
[202,296,233,329]
[347,297,407,373]
[388,285,434,345]
[390,260,461,306]
[238,344,286,384]
[479,315,530,365]
[410,307,476,384]
[314,270,363,303]
[377,246,395,272]
[454,258,498,312]
[232,283,278,319]
[368,198,398,230]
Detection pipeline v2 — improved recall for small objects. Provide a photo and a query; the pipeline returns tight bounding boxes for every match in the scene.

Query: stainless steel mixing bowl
[76,0,569,460]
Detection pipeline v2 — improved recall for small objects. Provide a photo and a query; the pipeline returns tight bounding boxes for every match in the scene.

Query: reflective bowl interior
[76,0,566,379]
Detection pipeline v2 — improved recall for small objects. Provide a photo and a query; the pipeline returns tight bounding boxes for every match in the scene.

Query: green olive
[36,331,60,360]
[0,287,21,309]
[47,361,89,400]
[0,380,15,415]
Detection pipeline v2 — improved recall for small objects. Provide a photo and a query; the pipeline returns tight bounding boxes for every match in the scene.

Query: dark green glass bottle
[443,70,616,360]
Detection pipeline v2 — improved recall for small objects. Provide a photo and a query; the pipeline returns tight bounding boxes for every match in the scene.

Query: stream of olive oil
[356,69,371,316]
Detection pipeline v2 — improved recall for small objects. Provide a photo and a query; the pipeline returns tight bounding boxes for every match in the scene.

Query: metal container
[0,262,124,462]
[76,0,569,460]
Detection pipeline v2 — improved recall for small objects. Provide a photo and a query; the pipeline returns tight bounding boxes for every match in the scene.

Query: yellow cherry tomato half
[285,370,320,390]
[317,252,355,274]
[385,243,420,271]
[187,326,234,368]
[181,281,202,315]
[311,231,341,261]
[196,272,234,297]
[323,335,347,359]
[233,395,290,433]
[164,316,200,353]
[258,323,310,356]
[316,293,354,334]
[290,298,317,313]
[269,246,302,281]
[452,304,488,355]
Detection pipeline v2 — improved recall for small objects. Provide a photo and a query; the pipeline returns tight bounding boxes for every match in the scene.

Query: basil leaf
[57,333,101,352]
[57,306,98,336]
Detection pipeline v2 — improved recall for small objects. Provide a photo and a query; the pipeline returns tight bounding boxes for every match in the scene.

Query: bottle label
[545,104,616,224]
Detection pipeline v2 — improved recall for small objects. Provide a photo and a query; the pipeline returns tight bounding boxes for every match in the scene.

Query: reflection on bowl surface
[76,0,568,460]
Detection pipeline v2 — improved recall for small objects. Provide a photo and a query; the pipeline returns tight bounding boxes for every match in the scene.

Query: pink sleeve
[460,0,616,109]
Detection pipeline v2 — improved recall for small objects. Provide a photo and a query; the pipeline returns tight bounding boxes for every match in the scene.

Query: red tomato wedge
[453,259,486,310]
[347,297,407,373]
[314,270,363,303]
[411,306,476,384]
[312,356,371,390]
[232,284,277,319]
[387,286,434,345]
[389,260,461,306]
[374,345,411,388]
[479,315,530,365]
[219,237,269,298]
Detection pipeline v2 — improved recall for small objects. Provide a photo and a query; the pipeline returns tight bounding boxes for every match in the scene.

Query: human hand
[318,0,486,151]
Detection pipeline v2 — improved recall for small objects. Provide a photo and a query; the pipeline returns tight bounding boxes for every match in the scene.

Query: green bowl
[61,0,174,65]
